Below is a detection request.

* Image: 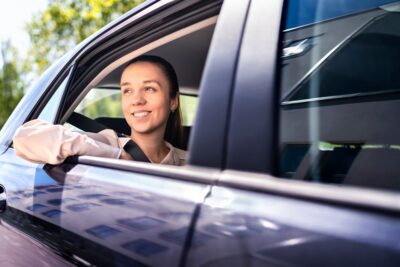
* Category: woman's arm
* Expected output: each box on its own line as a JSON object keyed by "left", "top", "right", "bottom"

{"left": 13, "top": 119, "right": 121, "bottom": 164}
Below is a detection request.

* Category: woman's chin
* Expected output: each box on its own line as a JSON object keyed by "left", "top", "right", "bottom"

{"left": 131, "top": 126, "right": 159, "bottom": 136}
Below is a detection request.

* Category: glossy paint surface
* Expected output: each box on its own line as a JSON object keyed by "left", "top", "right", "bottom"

{"left": 187, "top": 185, "right": 400, "bottom": 267}
{"left": 1, "top": 0, "right": 399, "bottom": 266}
{"left": 0, "top": 149, "right": 211, "bottom": 266}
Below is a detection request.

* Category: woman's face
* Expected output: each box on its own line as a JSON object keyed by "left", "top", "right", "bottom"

{"left": 120, "top": 61, "right": 178, "bottom": 137}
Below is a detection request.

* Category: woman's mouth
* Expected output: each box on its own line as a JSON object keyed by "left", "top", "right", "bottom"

{"left": 132, "top": 111, "right": 150, "bottom": 118}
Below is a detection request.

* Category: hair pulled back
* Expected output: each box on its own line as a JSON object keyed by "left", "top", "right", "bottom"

{"left": 124, "top": 55, "right": 183, "bottom": 148}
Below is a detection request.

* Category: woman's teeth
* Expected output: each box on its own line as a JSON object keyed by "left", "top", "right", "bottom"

{"left": 133, "top": 111, "right": 149, "bottom": 117}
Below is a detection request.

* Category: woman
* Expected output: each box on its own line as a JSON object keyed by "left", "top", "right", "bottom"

{"left": 13, "top": 55, "right": 187, "bottom": 166}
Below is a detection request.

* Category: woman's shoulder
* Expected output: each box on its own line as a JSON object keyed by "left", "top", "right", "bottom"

{"left": 174, "top": 146, "right": 187, "bottom": 160}
{"left": 165, "top": 142, "right": 187, "bottom": 166}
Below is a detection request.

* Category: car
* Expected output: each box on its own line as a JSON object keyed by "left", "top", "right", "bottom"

{"left": 1, "top": 0, "right": 400, "bottom": 266}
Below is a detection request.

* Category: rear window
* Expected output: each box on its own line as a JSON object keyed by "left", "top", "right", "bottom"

{"left": 278, "top": 0, "right": 400, "bottom": 192}
{"left": 283, "top": 10, "right": 400, "bottom": 104}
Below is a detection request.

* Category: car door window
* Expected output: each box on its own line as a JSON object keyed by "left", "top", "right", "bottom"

{"left": 37, "top": 69, "right": 72, "bottom": 123}
{"left": 75, "top": 87, "right": 124, "bottom": 119}
{"left": 59, "top": 15, "right": 218, "bottom": 154}
{"left": 279, "top": 0, "right": 400, "bottom": 191}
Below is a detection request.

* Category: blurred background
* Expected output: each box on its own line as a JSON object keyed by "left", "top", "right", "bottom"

{"left": 0, "top": 0, "right": 144, "bottom": 128}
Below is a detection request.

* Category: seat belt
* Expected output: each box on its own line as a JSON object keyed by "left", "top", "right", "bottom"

{"left": 68, "top": 112, "right": 107, "bottom": 132}
{"left": 123, "top": 140, "right": 151, "bottom": 163}
{"left": 67, "top": 112, "right": 151, "bottom": 162}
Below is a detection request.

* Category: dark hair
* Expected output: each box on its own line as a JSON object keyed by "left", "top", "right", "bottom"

{"left": 124, "top": 55, "right": 184, "bottom": 148}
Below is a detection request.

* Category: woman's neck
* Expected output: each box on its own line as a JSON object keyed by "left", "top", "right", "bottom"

{"left": 131, "top": 132, "right": 170, "bottom": 163}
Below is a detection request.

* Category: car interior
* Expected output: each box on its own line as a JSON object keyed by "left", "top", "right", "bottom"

{"left": 63, "top": 18, "right": 217, "bottom": 151}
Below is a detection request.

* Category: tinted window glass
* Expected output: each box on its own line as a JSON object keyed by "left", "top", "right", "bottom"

{"left": 279, "top": 0, "right": 400, "bottom": 191}
{"left": 38, "top": 71, "right": 71, "bottom": 123}
{"left": 285, "top": 0, "right": 398, "bottom": 29}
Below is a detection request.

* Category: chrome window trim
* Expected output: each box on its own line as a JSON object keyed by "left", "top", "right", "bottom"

{"left": 79, "top": 155, "right": 400, "bottom": 213}
{"left": 77, "top": 155, "right": 219, "bottom": 185}
{"left": 281, "top": 88, "right": 400, "bottom": 106}
{"left": 218, "top": 170, "right": 400, "bottom": 214}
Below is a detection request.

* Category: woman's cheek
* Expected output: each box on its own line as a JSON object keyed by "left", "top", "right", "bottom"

{"left": 121, "top": 102, "right": 131, "bottom": 120}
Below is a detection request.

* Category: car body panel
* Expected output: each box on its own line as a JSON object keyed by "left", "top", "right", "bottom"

{"left": 0, "top": 219, "right": 73, "bottom": 266}
{"left": 188, "top": 181, "right": 400, "bottom": 267}
{"left": 0, "top": 149, "right": 214, "bottom": 266}
{"left": 190, "top": 0, "right": 400, "bottom": 266}
{"left": 0, "top": 0, "right": 399, "bottom": 266}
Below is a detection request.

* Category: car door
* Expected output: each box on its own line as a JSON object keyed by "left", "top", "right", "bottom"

{"left": 0, "top": 58, "right": 76, "bottom": 266}
{"left": 186, "top": 0, "right": 400, "bottom": 266}
{"left": 0, "top": 0, "right": 243, "bottom": 266}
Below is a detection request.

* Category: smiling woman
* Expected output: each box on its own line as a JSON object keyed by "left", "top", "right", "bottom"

{"left": 119, "top": 55, "right": 185, "bottom": 164}
{"left": 12, "top": 55, "right": 187, "bottom": 166}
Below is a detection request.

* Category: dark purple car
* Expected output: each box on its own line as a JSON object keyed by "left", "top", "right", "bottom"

{"left": 0, "top": 0, "right": 399, "bottom": 266}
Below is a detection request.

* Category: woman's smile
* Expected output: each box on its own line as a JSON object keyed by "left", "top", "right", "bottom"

{"left": 132, "top": 111, "right": 151, "bottom": 118}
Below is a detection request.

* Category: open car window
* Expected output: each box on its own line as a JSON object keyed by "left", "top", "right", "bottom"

{"left": 53, "top": 17, "right": 218, "bottom": 157}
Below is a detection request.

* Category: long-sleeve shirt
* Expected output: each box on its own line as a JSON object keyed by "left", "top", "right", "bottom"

{"left": 12, "top": 119, "right": 186, "bottom": 166}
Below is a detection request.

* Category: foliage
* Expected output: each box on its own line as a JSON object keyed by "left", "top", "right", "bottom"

{"left": 26, "top": 0, "right": 144, "bottom": 75}
{"left": 0, "top": 0, "right": 144, "bottom": 126}
{"left": 0, "top": 41, "right": 24, "bottom": 128}
{"left": 76, "top": 89, "right": 123, "bottom": 119}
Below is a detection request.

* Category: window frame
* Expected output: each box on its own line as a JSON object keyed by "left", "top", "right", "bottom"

{"left": 42, "top": 0, "right": 233, "bottom": 172}
{"left": 224, "top": 0, "right": 284, "bottom": 173}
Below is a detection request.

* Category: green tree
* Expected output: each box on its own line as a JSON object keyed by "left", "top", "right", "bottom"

{"left": 0, "top": 41, "right": 24, "bottom": 128}
{"left": 0, "top": 0, "right": 145, "bottom": 128}
{"left": 26, "top": 0, "right": 144, "bottom": 75}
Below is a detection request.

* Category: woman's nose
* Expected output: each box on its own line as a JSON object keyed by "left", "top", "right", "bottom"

{"left": 131, "top": 91, "right": 146, "bottom": 105}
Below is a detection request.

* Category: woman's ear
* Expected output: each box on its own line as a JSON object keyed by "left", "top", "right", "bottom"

{"left": 170, "top": 94, "right": 179, "bottom": 112}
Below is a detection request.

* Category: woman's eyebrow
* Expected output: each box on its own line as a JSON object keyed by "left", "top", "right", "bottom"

{"left": 120, "top": 80, "right": 161, "bottom": 87}
{"left": 143, "top": 80, "right": 161, "bottom": 86}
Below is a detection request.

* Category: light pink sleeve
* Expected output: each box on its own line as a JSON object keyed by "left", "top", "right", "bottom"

{"left": 12, "top": 119, "right": 121, "bottom": 164}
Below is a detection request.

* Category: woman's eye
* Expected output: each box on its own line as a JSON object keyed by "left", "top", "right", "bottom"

{"left": 145, "top": 87, "right": 156, "bottom": 93}
{"left": 123, "top": 89, "right": 132, "bottom": 95}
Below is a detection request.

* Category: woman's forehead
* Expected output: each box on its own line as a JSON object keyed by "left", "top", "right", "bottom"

{"left": 121, "top": 62, "right": 168, "bottom": 85}
{"left": 123, "top": 62, "right": 164, "bottom": 76}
